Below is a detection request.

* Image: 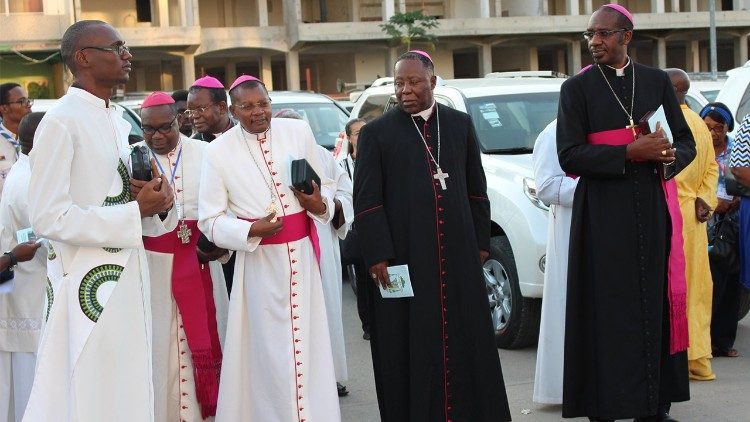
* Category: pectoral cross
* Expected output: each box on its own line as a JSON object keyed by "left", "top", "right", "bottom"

{"left": 626, "top": 118, "right": 638, "bottom": 139}
{"left": 434, "top": 167, "right": 449, "bottom": 190}
{"left": 177, "top": 222, "right": 192, "bottom": 244}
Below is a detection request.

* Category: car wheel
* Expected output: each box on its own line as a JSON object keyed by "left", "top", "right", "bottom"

{"left": 739, "top": 287, "right": 750, "bottom": 321}
{"left": 347, "top": 263, "right": 358, "bottom": 297}
{"left": 484, "top": 236, "right": 541, "bottom": 349}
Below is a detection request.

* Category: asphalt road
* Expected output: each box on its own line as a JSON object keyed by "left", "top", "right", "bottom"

{"left": 338, "top": 279, "right": 750, "bottom": 422}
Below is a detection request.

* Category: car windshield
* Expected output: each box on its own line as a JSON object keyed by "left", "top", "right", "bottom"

{"left": 272, "top": 103, "right": 349, "bottom": 149}
{"left": 701, "top": 89, "right": 719, "bottom": 102}
{"left": 465, "top": 92, "right": 559, "bottom": 153}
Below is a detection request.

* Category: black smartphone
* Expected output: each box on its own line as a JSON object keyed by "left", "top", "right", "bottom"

{"left": 131, "top": 145, "right": 152, "bottom": 182}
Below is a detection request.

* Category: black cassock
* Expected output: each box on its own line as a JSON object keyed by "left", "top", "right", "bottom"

{"left": 353, "top": 104, "right": 511, "bottom": 422}
{"left": 557, "top": 63, "right": 695, "bottom": 420}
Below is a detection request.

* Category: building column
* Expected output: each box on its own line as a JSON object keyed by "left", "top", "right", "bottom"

{"left": 528, "top": 46, "right": 539, "bottom": 71}
{"left": 651, "top": 0, "right": 664, "bottom": 13}
{"left": 135, "top": 67, "right": 147, "bottom": 92}
{"left": 557, "top": 49, "right": 566, "bottom": 73}
{"left": 568, "top": 39, "right": 582, "bottom": 74}
{"left": 383, "top": 0, "right": 395, "bottom": 20}
{"left": 657, "top": 37, "right": 667, "bottom": 69}
{"left": 386, "top": 46, "right": 399, "bottom": 76}
{"left": 351, "top": 0, "right": 360, "bottom": 21}
{"left": 261, "top": 54, "right": 274, "bottom": 90}
{"left": 689, "top": 0, "right": 698, "bottom": 12}
{"left": 479, "top": 43, "right": 493, "bottom": 75}
{"left": 583, "top": 0, "right": 592, "bottom": 14}
{"left": 223, "top": 0, "right": 234, "bottom": 26}
{"left": 161, "top": 63, "right": 175, "bottom": 91}
{"left": 225, "top": 62, "right": 237, "bottom": 85}
{"left": 397, "top": 0, "right": 406, "bottom": 13}
{"left": 671, "top": 0, "right": 680, "bottom": 12}
{"left": 567, "top": 0, "right": 580, "bottom": 15}
{"left": 182, "top": 53, "right": 196, "bottom": 87}
{"left": 735, "top": 33, "right": 749, "bottom": 67}
{"left": 479, "top": 0, "right": 490, "bottom": 18}
{"left": 258, "top": 0, "right": 269, "bottom": 26}
{"left": 286, "top": 50, "right": 301, "bottom": 90}
{"left": 494, "top": 0, "right": 503, "bottom": 17}
{"left": 156, "top": 0, "right": 170, "bottom": 26}
{"left": 687, "top": 40, "right": 700, "bottom": 72}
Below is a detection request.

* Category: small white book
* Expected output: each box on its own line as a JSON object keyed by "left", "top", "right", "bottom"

{"left": 646, "top": 105, "right": 673, "bottom": 144}
{"left": 16, "top": 227, "right": 36, "bottom": 244}
{"left": 377, "top": 264, "right": 415, "bottom": 299}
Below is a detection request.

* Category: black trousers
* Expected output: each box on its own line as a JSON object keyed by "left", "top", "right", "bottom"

{"left": 710, "top": 260, "right": 740, "bottom": 352}
{"left": 223, "top": 254, "right": 236, "bottom": 297}
{"left": 354, "top": 261, "right": 370, "bottom": 334}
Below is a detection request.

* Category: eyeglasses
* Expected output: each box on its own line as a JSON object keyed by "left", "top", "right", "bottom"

{"left": 233, "top": 100, "right": 272, "bottom": 112}
{"left": 3, "top": 98, "right": 33, "bottom": 106}
{"left": 141, "top": 118, "right": 176, "bottom": 136}
{"left": 183, "top": 106, "right": 213, "bottom": 118}
{"left": 583, "top": 29, "right": 628, "bottom": 40}
{"left": 78, "top": 43, "right": 130, "bottom": 56}
{"left": 706, "top": 124, "right": 726, "bottom": 134}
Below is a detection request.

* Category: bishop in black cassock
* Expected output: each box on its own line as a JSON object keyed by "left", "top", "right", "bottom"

{"left": 353, "top": 51, "right": 511, "bottom": 422}
{"left": 557, "top": 5, "right": 694, "bottom": 421}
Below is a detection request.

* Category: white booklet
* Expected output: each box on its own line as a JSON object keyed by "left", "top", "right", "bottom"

{"left": 16, "top": 227, "right": 36, "bottom": 244}
{"left": 646, "top": 105, "right": 673, "bottom": 144}
{"left": 377, "top": 264, "right": 415, "bottom": 298}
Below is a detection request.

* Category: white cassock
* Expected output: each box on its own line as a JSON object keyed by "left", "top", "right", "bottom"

{"left": 531, "top": 120, "right": 578, "bottom": 404}
{"left": 314, "top": 145, "right": 353, "bottom": 383}
{"left": 135, "top": 136, "right": 229, "bottom": 422}
{"left": 0, "top": 153, "right": 47, "bottom": 422}
{"left": 23, "top": 87, "right": 176, "bottom": 422}
{"left": 199, "top": 118, "right": 341, "bottom": 422}
{"left": 0, "top": 123, "right": 19, "bottom": 197}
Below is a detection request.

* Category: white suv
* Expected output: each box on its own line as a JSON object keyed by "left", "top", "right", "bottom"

{"left": 350, "top": 74, "right": 563, "bottom": 349}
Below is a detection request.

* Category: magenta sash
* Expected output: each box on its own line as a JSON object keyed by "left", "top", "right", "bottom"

{"left": 143, "top": 220, "right": 222, "bottom": 417}
{"left": 240, "top": 210, "right": 321, "bottom": 267}
{"left": 587, "top": 128, "right": 688, "bottom": 354}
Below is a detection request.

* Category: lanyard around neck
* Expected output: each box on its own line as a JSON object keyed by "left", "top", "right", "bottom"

{"left": 151, "top": 145, "right": 183, "bottom": 186}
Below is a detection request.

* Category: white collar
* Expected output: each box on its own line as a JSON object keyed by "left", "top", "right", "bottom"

{"left": 411, "top": 101, "right": 436, "bottom": 120}
{"left": 68, "top": 86, "right": 113, "bottom": 109}
{"left": 606, "top": 57, "right": 631, "bottom": 77}
{"left": 0, "top": 122, "right": 16, "bottom": 139}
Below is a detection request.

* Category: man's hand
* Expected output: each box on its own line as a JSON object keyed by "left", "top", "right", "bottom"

{"left": 136, "top": 158, "right": 174, "bottom": 218}
{"left": 196, "top": 247, "right": 229, "bottom": 264}
{"left": 480, "top": 249, "right": 489, "bottom": 265}
{"left": 290, "top": 181, "right": 326, "bottom": 215}
{"left": 12, "top": 241, "right": 41, "bottom": 263}
{"left": 369, "top": 261, "right": 390, "bottom": 289}
{"left": 626, "top": 124, "right": 675, "bottom": 163}
{"left": 249, "top": 212, "right": 284, "bottom": 238}
{"left": 695, "top": 197, "right": 712, "bottom": 223}
{"left": 715, "top": 198, "right": 732, "bottom": 215}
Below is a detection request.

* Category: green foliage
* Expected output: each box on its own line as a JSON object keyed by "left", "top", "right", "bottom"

{"left": 379, "top": 11, "right": 439, "bottom": 51}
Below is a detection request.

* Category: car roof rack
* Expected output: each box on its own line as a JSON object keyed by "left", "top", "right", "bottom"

{"left": 484, "top": 70, "right": 568, "bottom": 79}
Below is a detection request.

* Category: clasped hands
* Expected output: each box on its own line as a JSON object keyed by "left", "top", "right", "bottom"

{"left": 130, "top": 158, "right": 174, "bottom": 218}
{"left": 625, "top": 123, "right": 676, "bottom": 164}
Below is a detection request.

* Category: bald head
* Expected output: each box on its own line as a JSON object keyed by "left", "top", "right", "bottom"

{"left": 18, "top": 112, "right": 45, "bottom": 155}
{"left": 666, "top": 68, "right": 690, "bottom": 105}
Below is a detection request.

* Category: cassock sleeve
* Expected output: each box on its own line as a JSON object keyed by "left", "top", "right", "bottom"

{"left": 464, "top": 113, "right": 491, "bottom": 252}
{"left": 334, "top": 170, "right": 354, "bottom": 240}
{"left": 661, "top": 72, "right": 696, "bottom": 180}
{"left": 353, "top": 123, "right": 396, "bottom": 267}
{"left": 28, "top": 117, "right": 143, "bottom": 249}
{"left": 198, "top": 144, "right": 260, "bottom": 253}
{"left": 556, "top": 78, "right": 629, "bottom": 178}
{"left": 533, "top": 120, "right": 578, "bottom": 208}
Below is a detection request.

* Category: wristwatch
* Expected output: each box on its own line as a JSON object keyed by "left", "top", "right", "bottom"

{"left": 3, "top": 251, "right": 18, "bottom": 269}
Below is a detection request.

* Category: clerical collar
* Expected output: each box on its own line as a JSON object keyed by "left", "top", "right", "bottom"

{"left": 411, "top": 101, "right": 436, "bottom": 120}
{"left": 605, "top": 57, "right": 631, "bottom": 77}
{"left": 68, "top": 86, "right": 112, "bottom": 109}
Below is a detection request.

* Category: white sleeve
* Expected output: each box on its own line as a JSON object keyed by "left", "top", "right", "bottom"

{"left": 532, "top": 121, "right": 578, "bottom": 208}
{"left": 28, "top": 117, "right": 143, "bottom": 248}
{"left": 198, "top": 146, "right": 260, "bottom": 253}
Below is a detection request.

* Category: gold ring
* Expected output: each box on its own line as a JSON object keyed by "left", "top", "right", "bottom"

{"left": 661, "top": 150, "right": 667, "bottom": 156}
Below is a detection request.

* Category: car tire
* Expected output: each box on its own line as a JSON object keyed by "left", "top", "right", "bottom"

{"left": 484, "top": 236, "right": 541, "bottom": 349}
{"left": 739, "top": 286, "right": 750, "bottom": 321}
{"left": 347, "top": 263, "right": 358, "bottom": 297}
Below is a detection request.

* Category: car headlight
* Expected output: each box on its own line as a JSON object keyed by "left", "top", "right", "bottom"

{"left": 523, "top": 177, "right": 549, "bottom": 211}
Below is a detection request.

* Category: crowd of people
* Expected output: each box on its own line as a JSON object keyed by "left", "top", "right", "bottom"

{"left": 0, "top": 3, "right": 747, "bottom": 422}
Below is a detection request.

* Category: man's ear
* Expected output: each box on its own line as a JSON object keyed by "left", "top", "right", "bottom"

{"left": 218, "top": 101, "right": 228, "bottom": 114}
{"left": 430, "top": 75, "right": 437, "bottom": 90}
{"left": 75, "top": 50, "right": 90, "bottom": 70}
{"left": 621, "top": 30, "right": 633, "bottom": 47}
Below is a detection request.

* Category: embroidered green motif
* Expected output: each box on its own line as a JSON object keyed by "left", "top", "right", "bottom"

{"left": 101, "top": 159, "right": 131, "bottom": 253}
{"left": 47, "top": 243, "right": 56, "bottom": 260}
{"left": 45, "top": 278, "right": 54, "bottom": 322}
{"left": 78, "top": 264, "right": 123, "bottom": 323}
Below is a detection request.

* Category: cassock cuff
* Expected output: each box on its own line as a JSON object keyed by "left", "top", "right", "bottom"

{"left": 308, "top": 195, "right": 334, "bottom": 225}
{"left": 142, "top": 206, "right": 178, "bottom": 237}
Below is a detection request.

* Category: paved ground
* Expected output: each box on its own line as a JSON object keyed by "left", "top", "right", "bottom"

{"left": 338, "top": 279, "right": 750, "bottom": 422}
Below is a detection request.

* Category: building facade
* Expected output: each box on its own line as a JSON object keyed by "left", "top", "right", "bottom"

{"left": 1, "top": 0, "right": 749, "bottom": 97}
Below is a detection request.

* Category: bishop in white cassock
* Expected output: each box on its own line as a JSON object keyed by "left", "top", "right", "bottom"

{"left": 134, "top": 92, "right": 230, "bottom": 421}
{"left": 0, "top": 113, "right": 47, "bottom": 422}
{"left": 23, "top": 21, "right": 176, "bottom": 422}
{"left": 531, "top": 120, "right": 578, "bottom": 404}
{"left": 199, "top": 76, "right": 341, "bottom": 422}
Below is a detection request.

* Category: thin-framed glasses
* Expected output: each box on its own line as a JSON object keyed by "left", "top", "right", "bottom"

{"left": 3, "top": 98, "right": 33, "bottom": 106}
{"left": 583, "top": 29, "right": 628, "bottom": 40}
{"left": 78, "top": 43, "right": 130, "bottom": 56}
{"left": 706, "top": 124, "right": 726, "bottom": 134}
{"left": 142, "top": 118, "right": 177, "bottom": 136}
{"left": 233, "top": 100, "right": 272, "bottom": 112}
{"left": 183, "top": 106, "right": 212, "bottom": 118}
